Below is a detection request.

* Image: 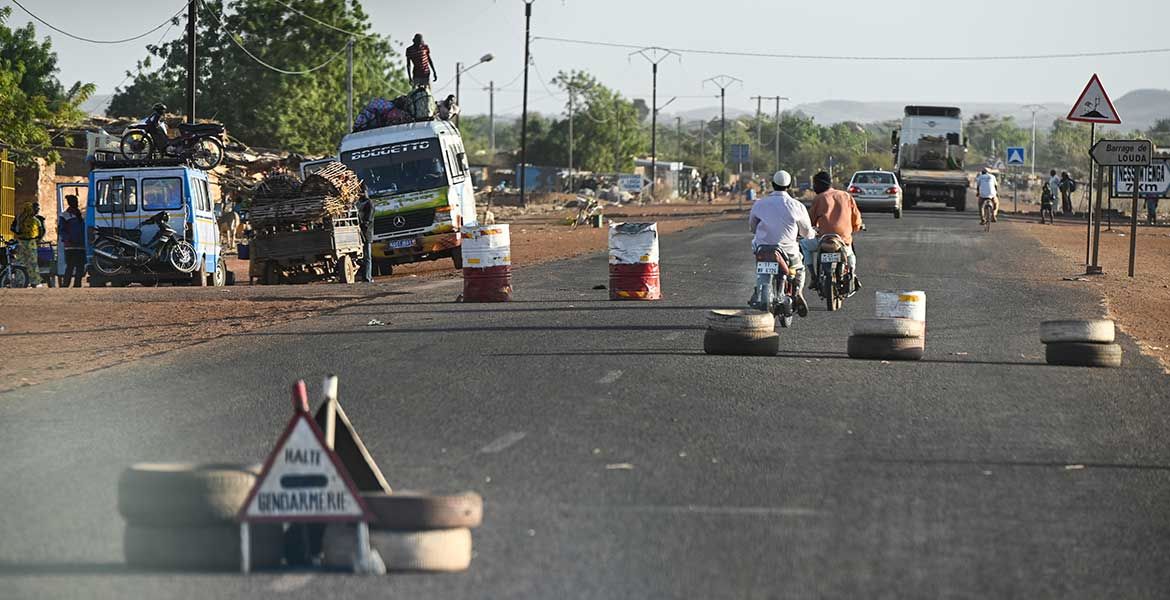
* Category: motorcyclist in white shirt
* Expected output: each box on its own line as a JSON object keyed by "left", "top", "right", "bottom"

{"left": 749, "top": 170, "right": 815, "bottom": 316}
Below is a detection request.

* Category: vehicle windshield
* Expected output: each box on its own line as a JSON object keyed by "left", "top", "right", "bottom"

{"left": 854, "top": 172, "right": 895, "bottom": 185}
{"left": 344, "top": 138, "right": 448, "bottom": 196}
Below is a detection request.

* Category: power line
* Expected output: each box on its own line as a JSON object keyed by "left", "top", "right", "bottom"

{"left": 268, "top": 0, "right": 377, "bottom": 39}
{"left": 9, "top": 0, "right": 187, "bottom": 45}
{"left": 534, "top": 35, "right": 1170, "bottom": 62}
{"left": 199, "top": 0, "right": 349, "bottom": 76}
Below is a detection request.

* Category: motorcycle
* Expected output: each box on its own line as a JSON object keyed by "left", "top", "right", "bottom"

{"left": 120, "top": 113, "right": 225, "bottom": 170}
{"left": 812, "top": 234, "right": 856, "bottom": 312}
{"left": 91, "top": 211, "right": 200, "bottom": 277}
{"left": 748, "top": 246, "right": 804, "bottom": 328}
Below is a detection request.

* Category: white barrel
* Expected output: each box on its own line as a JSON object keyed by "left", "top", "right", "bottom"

{"left": 608, "top": 222, "right": 659, "bottom": 265}
{"left": 876, "top": 290, "right": 926, "bottom": 322}
{"left": 461, "top": 224, "right": 511, "bottom": 268}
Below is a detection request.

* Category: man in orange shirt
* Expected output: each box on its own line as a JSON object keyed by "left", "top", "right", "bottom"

{"left": 804, "top": 171, "right": 864, "bottom": 291}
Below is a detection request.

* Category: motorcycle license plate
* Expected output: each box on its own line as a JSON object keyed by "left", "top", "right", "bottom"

{"left": 756, "top": 262, "right": 780, "bottom": 275}
{"left": 388, "top": 238, "right": 415, "bottom": 250}
{"left": 820, "top": 253, "right": 841, "bottom": 263}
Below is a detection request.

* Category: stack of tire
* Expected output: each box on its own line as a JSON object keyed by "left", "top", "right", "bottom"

{"left": 847, "top": 318, "right": 925, "bottom": 361}
{"left": 118, "top": 463, "right": 284, "bottom": 571}
{"left": 323, "top": 491, "right": 483, "bottom": 572}
{"left": 702, "top": 309, "right": 778, "bottom": 356}
{"left": 1042, "top": 319, "right": 1122, "bottom": 368}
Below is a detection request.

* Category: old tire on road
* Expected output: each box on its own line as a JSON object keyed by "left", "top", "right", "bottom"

{"left": 705, "top": 309, "right": 774, "bottom": 334}
{"left": 703, "top": 328, "right": 780, "bottom": 357}
{"left": 124, "top": 523, "right": 283, "bottom": 571}
{"left": 851, "top": 318, "right": 925, "bottom": 339}
{"left": 1045, "top": 342, "right": 1123, "bottom": 368}
{"left": 118, "top": 463, "right": 259, "bottom": 526}
{"left": 847, "top": 335, "right": 925, "bottom": 361}
{"left": 1040, "top": 319, "right": 1115, "bottom": 344}
{"left": 363, "top": 491, "right": 483, "bottom": 530}
{"left": 323, "top": 525, "right": 473, "bottom": 572}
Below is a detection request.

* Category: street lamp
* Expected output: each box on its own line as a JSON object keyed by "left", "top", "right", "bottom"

{"left": 1023, "top": 104, "right": 1046, "bottom": 177}
{"left": 455, "top": 53, "right": 494, "bottom": 124}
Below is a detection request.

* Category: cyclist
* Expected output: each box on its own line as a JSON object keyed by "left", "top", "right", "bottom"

{"left": 976, "top": 168, "right": 999, "bottom": 225}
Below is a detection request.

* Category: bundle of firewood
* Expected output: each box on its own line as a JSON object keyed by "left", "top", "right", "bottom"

{"left": 301, "top": 161, "right": 363, "bottom": 204}
{"left": 253, "top": 169, "right": 303, "bottom": 200}
{"left": 250, "top": 164, "right": 361, "bottom": 227}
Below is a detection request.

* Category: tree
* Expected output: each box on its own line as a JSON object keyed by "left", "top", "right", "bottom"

{"left": 110, "top": 0, "right": 406, "bottom": 154}
{"left": 0, "top": 6, "right": 94, "bottom": 164}
{"left": 1147, "top": 118, "right": 1170, "bottom": 147}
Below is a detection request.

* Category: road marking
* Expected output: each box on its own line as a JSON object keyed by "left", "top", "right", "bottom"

{"left": 664, "top": 331, "right": 684, "bottom": 341}
{"left": 479, "top": 431, "right": 526, "bottom": 454}
{"left": 268, "top": 574, "right": 313, "bottom": 592}
{"left": 598, "top": 370, "right": 623, "bottom": 384}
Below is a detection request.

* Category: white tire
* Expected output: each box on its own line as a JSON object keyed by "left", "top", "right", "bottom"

{"left": 851, "top": 318, "right": 925, "bottom": 339}
{"left": 705, "top": 309, "right": 774, "bottom": 333}
{"left": 1040, "top": 320, "right": 1115, "bottom": 344}
{"left": 323, "top": 525, "right": 472, "bottom": 572}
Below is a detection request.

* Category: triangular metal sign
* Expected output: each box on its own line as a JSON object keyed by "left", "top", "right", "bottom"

{"left": 314, "top": 400, "right": 391, "bottom": 493}
{"left": 239, "top": 411, "right": 372, "bottom": 523}
{"left": 1067, "top": 74, "right": 1121, "bottom": 125}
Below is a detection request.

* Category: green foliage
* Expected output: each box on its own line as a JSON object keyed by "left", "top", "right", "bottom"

{"left": 1146, "top": 118, "right": 1170, "bottom": 147}
{"left": 0, "top": 6, "right": 95, "bottom": 165}
{"left": 109, "top": 0, "right": 407, "bottom": 154}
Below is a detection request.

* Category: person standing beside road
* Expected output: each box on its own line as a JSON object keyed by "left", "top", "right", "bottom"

{"left": 749, "top": 170, "right": 814, "bottom": 315}
{"left": 10, "top": 201, "right": 45, "bottom": 287}
{"left": 1047, "top": 170, "right": 1061, "bottom": 214}
{"left": 57, "top": 195, "right": 86, "bottom": 287}
{"left": 744, "top": 185, "right": 757, "bottom": 205}
{"left": 1058, "top": 171, "right": 1076, "bottom": 216}
{"left": 806, "top": 171, "right": 864, "bottom": 291}
{"left": 1146, "top": 196, "right": 1159, "bottom": 225}
{"left": 976, "top": 168, "right": 999, "bottom": 225}
{"left": 357, "top": 193, "right": 375, "bottom": 283}
{"left": 405, "top": 34, "right": 437, "bottom": 89}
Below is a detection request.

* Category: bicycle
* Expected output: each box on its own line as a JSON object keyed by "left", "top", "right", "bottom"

{"left": 980, "top": 198, "right": 994, "bottom": 232}
{"left": 0, "top": 239, "right": 30, "bottom": 288}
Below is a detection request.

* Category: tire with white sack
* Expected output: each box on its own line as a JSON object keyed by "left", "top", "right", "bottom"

{"left": 851, "top": 318, "right": 925, "bottom": 338}
{"left": 1039, "top": 319, "right": 1115, "bottom": 344}
{"left": 1045, "top": 342, "right": 1123, "bottom": 368}
{"left": 323, "top": 524, "right": 473, "bottom": 572}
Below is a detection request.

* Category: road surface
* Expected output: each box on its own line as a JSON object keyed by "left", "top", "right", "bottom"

{"left": 3, "top": 208, "right": 1168, "bottom": 599}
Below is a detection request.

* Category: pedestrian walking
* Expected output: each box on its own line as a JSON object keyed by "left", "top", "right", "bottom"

{"left": 357, "top": 193, "right": 374, "bottom": 282}
{"left": 58, "top": 194, "right": 86, "bottom": 287}
{"left": 10, "top": 201, "right": 45, "bottom": 286}
{"left": 405, "top": 34, "right": 437, "bottom": 89}
{"left": 1147, "top": 197, "right": 1159, "bottom": 225}
{"left": 1039, "top": 179, "right": 1055, "bottom": 224}
{"left": 1058, "top": 171, "right": 1076, "bottom": 216}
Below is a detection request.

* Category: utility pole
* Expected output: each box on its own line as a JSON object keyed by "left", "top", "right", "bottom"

{"left": 752, "top": 96, "right": 788, "bottom": 172}
{"left": 631, "top": 47, "right": 680, "bottom": 200}
{"left": 519, "top": 1, "right": 534, "bottom": 207}
{"left": 753, "top": 96, "right": 762, "bottom": 146}
{"left": 676, "top": 116, "right": 682, "bottom": 159}
{"left": 614, "top": 97, "right": 621, "bottom": 173}
{"left": 567, "top": 90, "right": 574, "bottom": 193}
{"left": 186, "top": 0, "right": 197, "bottom": 123}
{"left": 346, "top": 37, "right": 354, "bottom": 134}
{"left": 703, "top": 75, "right": 742, "bottom": 180}
{"left": 485, "top": 81, "right": 495, "bottom": 153}
{"left": 1023, "top": 104, "right": 1046, "bottom": 177}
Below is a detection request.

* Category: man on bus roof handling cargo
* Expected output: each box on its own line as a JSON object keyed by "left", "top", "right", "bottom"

{"left": 406, "top": 34, "right": 437, "bottom": 88}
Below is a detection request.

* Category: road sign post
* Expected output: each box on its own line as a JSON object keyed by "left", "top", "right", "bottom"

{"left": 1068, "top": 74, "right": 1122, "bottom": 270}
{"left": 1087, "top": 139, "right": 1154, "bottom": 275}
{"left": 1130, "top": 168, "right": 1141, "bottom": 277}
{"left": 1006, "top": 147, "right": 1024, "bottom": 214}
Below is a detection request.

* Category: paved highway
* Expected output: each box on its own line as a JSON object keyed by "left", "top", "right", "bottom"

{"left": 2, "top": 209, "right": 1168, "bottom": 599}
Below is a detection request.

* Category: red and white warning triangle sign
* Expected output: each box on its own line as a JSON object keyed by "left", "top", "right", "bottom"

{"left": 239, "top": 397, "right": 372, "bottom": 523}
{"left": 1067, "top": 74, "right": 1121, "bottom": 125}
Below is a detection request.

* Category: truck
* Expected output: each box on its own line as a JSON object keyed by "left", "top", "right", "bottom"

{"left": 327, "top": 120, "right": 477, "bottom": 276}
{"left": 892, "top": 106, "right": 970, "bottom": 211}
{"left": 248, "top": 213, "right": 363, "bottom": 285}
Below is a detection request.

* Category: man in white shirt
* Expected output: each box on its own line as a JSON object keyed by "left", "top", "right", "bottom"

{"left": 1048, "top": 169, "right": 1062, "bottom": 209}
{"left": 749, "top": 170, "right": 816, "bottom": 315}
{"left": 976, "top": 168, "right": 999, "bottom": 225}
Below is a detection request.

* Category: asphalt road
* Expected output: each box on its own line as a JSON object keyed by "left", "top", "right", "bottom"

{"left": 3, "top": 207, "right": 1169, "bottom": 599}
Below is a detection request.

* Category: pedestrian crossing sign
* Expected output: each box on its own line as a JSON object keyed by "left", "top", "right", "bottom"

{"left": 1006, "top": 147, "right": 1026, "bottom": 166}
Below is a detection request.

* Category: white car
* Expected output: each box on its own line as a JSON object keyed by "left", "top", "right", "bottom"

{"left": 847, "top": 170, "right": 903, "bottom": 219}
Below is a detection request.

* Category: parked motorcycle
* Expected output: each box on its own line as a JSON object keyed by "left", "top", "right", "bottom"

{"left": 91, "top": 211, "right": 199, "bottom": 277}
{"left": 120, "top": 103, "right": 225, "bottom": 170}
{"left": 812, "top": 234, "right": 855, "bottom": 312}
{"left": 748, "top": 246, "right": 803, "bottom": 328}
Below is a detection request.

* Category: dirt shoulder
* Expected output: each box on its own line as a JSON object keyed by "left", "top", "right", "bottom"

{"left": 1010, "top": 216, "right": 1170, "bottom": 370}
{"left": 0, "top": 200, "right": 742, "bottom": 393}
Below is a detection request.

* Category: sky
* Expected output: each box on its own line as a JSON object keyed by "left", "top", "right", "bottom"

{"left": 8, "top": 0, "right": 1170, "bottom": 119}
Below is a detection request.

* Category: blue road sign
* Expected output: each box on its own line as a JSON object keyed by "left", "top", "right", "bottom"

{"left": 729, "top": 144, "right": 750, "bottom": 163}
{"left": 1006, "top": 147, "right": 1026, "bottom": 166}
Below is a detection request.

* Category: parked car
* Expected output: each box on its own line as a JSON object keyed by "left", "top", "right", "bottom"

{"left": 847, "top": 170, "right": 903, "bottom": 218}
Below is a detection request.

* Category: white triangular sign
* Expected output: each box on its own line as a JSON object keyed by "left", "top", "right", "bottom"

{"left": 239, "top": 413, "right": 371, "bottom": 523}
{"left": 1067, "top": 74, "right": 1121, "bottom": 124}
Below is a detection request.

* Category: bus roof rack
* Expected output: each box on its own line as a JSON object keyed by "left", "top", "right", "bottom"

{"left": 89, "top": 157, "right": 190, "bottom": 170}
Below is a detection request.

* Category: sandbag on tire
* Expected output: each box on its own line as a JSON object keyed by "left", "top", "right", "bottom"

{"left": 851, "top": 318, "right": 925, "bottom": 338}
{"left": 705, "top": 309, "right": 774, "bottom": 333}
{"left": 124, "top": 523, "right": 283, "bottom": 571}
{"left": 1045, "top": 342, "right": 1123, "bottom": 368}
{"left": 703, "top": 328, "right": 779, "bottom": 356}
{"left": 118, "top": 463, "right": 259, "bottom": 526}
{"left": 323, "top": 524, "right": 472, "bottom": 572}
{"left": 1040, "top": 319, "right": 1115, "bottom": 344}
{"left": 847, "top": 335, "right": 925, "bottom": 361}
{"left": 364, "top": 491, "right": 483, "bottom": 530}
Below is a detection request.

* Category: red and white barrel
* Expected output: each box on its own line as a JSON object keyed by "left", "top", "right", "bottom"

{"left": 461, "top": 224, "right": 512, "bottom": 302}
{"left": 608, "top": 222, "right": 661, "bottom": 301}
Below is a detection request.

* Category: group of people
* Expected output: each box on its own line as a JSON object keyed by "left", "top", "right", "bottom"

{"left": 6, "top": 196, "right": 85, "bottom": 288}
{"left": 405, "top": 33, "right": 459, "bottom": 122}
{"left": 748, "top": 170, "right": 863, "bottom": 314}
{"left": 976, "top": 168, "right": 1083, "bottom": 227}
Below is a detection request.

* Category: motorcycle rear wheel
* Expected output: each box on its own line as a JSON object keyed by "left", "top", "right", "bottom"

{"left": 0, "top": 266, "right": 29, "bottom": 288}
{"left": 93, "top": 240, "right": 129, "bottom": 276}
{"left": 120, "top": 131, "right": 153, "bottom": 160}
{"left": 189, "top": 137, "right": 224, "bottom": 170}
{"left": 167, "top": 240, "right": 199, "bottom": 273}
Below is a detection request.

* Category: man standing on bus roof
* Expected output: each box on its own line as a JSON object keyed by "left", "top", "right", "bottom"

{"left": 405, "top": 34, "right": 437, "bottom": 89}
